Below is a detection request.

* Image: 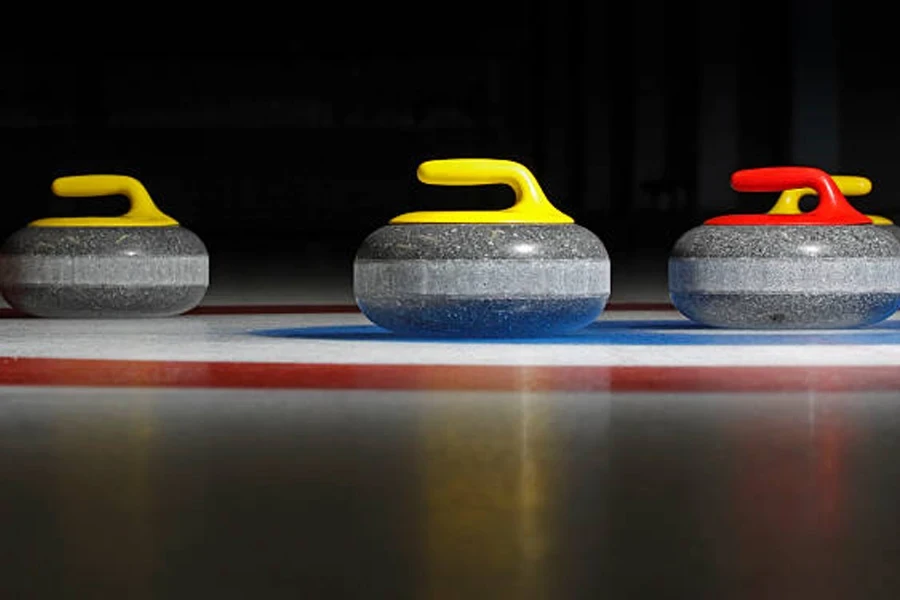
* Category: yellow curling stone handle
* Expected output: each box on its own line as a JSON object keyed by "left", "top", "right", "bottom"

{"left": 768, "top": 175, "right": 894, "bottom": 224}
{"left": 30, "top": 175, "right": 179, "bottom": 227}
{"left": 390, "top": 159, "right": 574, "bottom": 224}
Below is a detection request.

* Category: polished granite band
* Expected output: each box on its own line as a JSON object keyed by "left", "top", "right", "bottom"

{"left": 669, "top": 257, "right": 900, "bottom": 294}
{"left": 355, "top": 258, "right": 610, "bottom": 297}
{"left": 0, "top": 255, "right": 209, "bottom": 286}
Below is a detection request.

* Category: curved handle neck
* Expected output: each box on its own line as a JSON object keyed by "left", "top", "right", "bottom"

{"left": 768, "top": 175, "right": 872, "bottom": 215}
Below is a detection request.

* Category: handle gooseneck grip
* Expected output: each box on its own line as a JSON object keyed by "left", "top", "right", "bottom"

{"left": 768, "top": 175, "right": 895, "bottom": 225}
{"left": 768, "top": 175, "right": 871, "bottom": 214}
{"left": 30, "top": 175, "right": 179, "bottom": 228}
{"left": 705, "top": 167, "right": 873, "bottom": 226}
{"left": 389, "top": 159, "right": 574, "bottom": 225}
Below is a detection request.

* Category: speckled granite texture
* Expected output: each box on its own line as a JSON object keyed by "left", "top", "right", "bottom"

{"left": 669, "top": 225, "right": 900, "bottom": 328}
{"left": 0, "top": 226, "right": 209, "bottom": 318}
{"left": 354, "top": 224, "right": 610, "bottom": 337}
{"left": 882, "top": 224, "right": 900, "bottom": 244}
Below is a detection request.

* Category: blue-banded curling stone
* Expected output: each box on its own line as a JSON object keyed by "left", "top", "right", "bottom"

{"left": 353, "top": 159, "right": 610, "bottom": 337}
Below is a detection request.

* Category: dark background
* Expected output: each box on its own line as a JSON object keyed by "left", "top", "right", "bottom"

{"left": 0, "top": 0, "right": 891, "bottom": 268}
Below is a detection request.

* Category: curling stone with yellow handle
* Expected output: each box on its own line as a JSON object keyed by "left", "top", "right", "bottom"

{"left": 767, "top": 174, "right": 900, "bottom": 241}
{"left": 353, "top": 159, "right": 610, "bottom": 337}
{"left": 0, "top": 175, "right": 209, "bottom": 318}
{"left": 668, "top": 167, "right": 900, "bottom": 329}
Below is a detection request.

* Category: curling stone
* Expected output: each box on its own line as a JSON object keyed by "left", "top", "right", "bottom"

{"left": 0, "top": 175, "right": 209, "bottom": 318}
{"left": 767, "top": 174, "right": 900, "bottom": 243}
{"left": 353, "top": 158, "right": 610, "bottom": 337}
{"left": 668, "top": 166, "right": 900, "bottom": 329}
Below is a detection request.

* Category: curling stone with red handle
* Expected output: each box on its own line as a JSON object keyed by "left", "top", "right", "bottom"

{"left": 668, "top": 167, "right": 900, "bottom": 328}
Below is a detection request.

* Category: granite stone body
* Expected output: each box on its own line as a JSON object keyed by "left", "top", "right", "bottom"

{"left": 354, "top": 224, "right": 610, "bottom": 337}
{"left": 0, "top": 226, "right": 209, "bottom": 318}
{"left": 669, "top": 224, "right": 900, "bottom": 328}
{"left": 882, "top": 224, "right": 900, "bottom": 245}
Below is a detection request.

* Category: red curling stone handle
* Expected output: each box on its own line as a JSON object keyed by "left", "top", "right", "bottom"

{"left": 705, "top": 166, "right": 872, "bottom": 226}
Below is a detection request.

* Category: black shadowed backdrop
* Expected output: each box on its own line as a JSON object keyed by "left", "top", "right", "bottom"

{"left": 1, "top": 0, "right": 891, "bottom": 302}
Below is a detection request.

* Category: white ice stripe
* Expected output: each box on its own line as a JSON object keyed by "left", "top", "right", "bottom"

{"left": 0, "top": 255, "right": 209, "bottom": 286}
{"left": 1, "top": 313, "right": 900, "bottom": 367}
{"left": 669, "top": 257, "right": 900, "bottom": 293}
{"left": 3, "top": 312, "right": 900, "bottom": 366}
{"left": 354, "top": 258, "right": 610, "bottom": 297}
